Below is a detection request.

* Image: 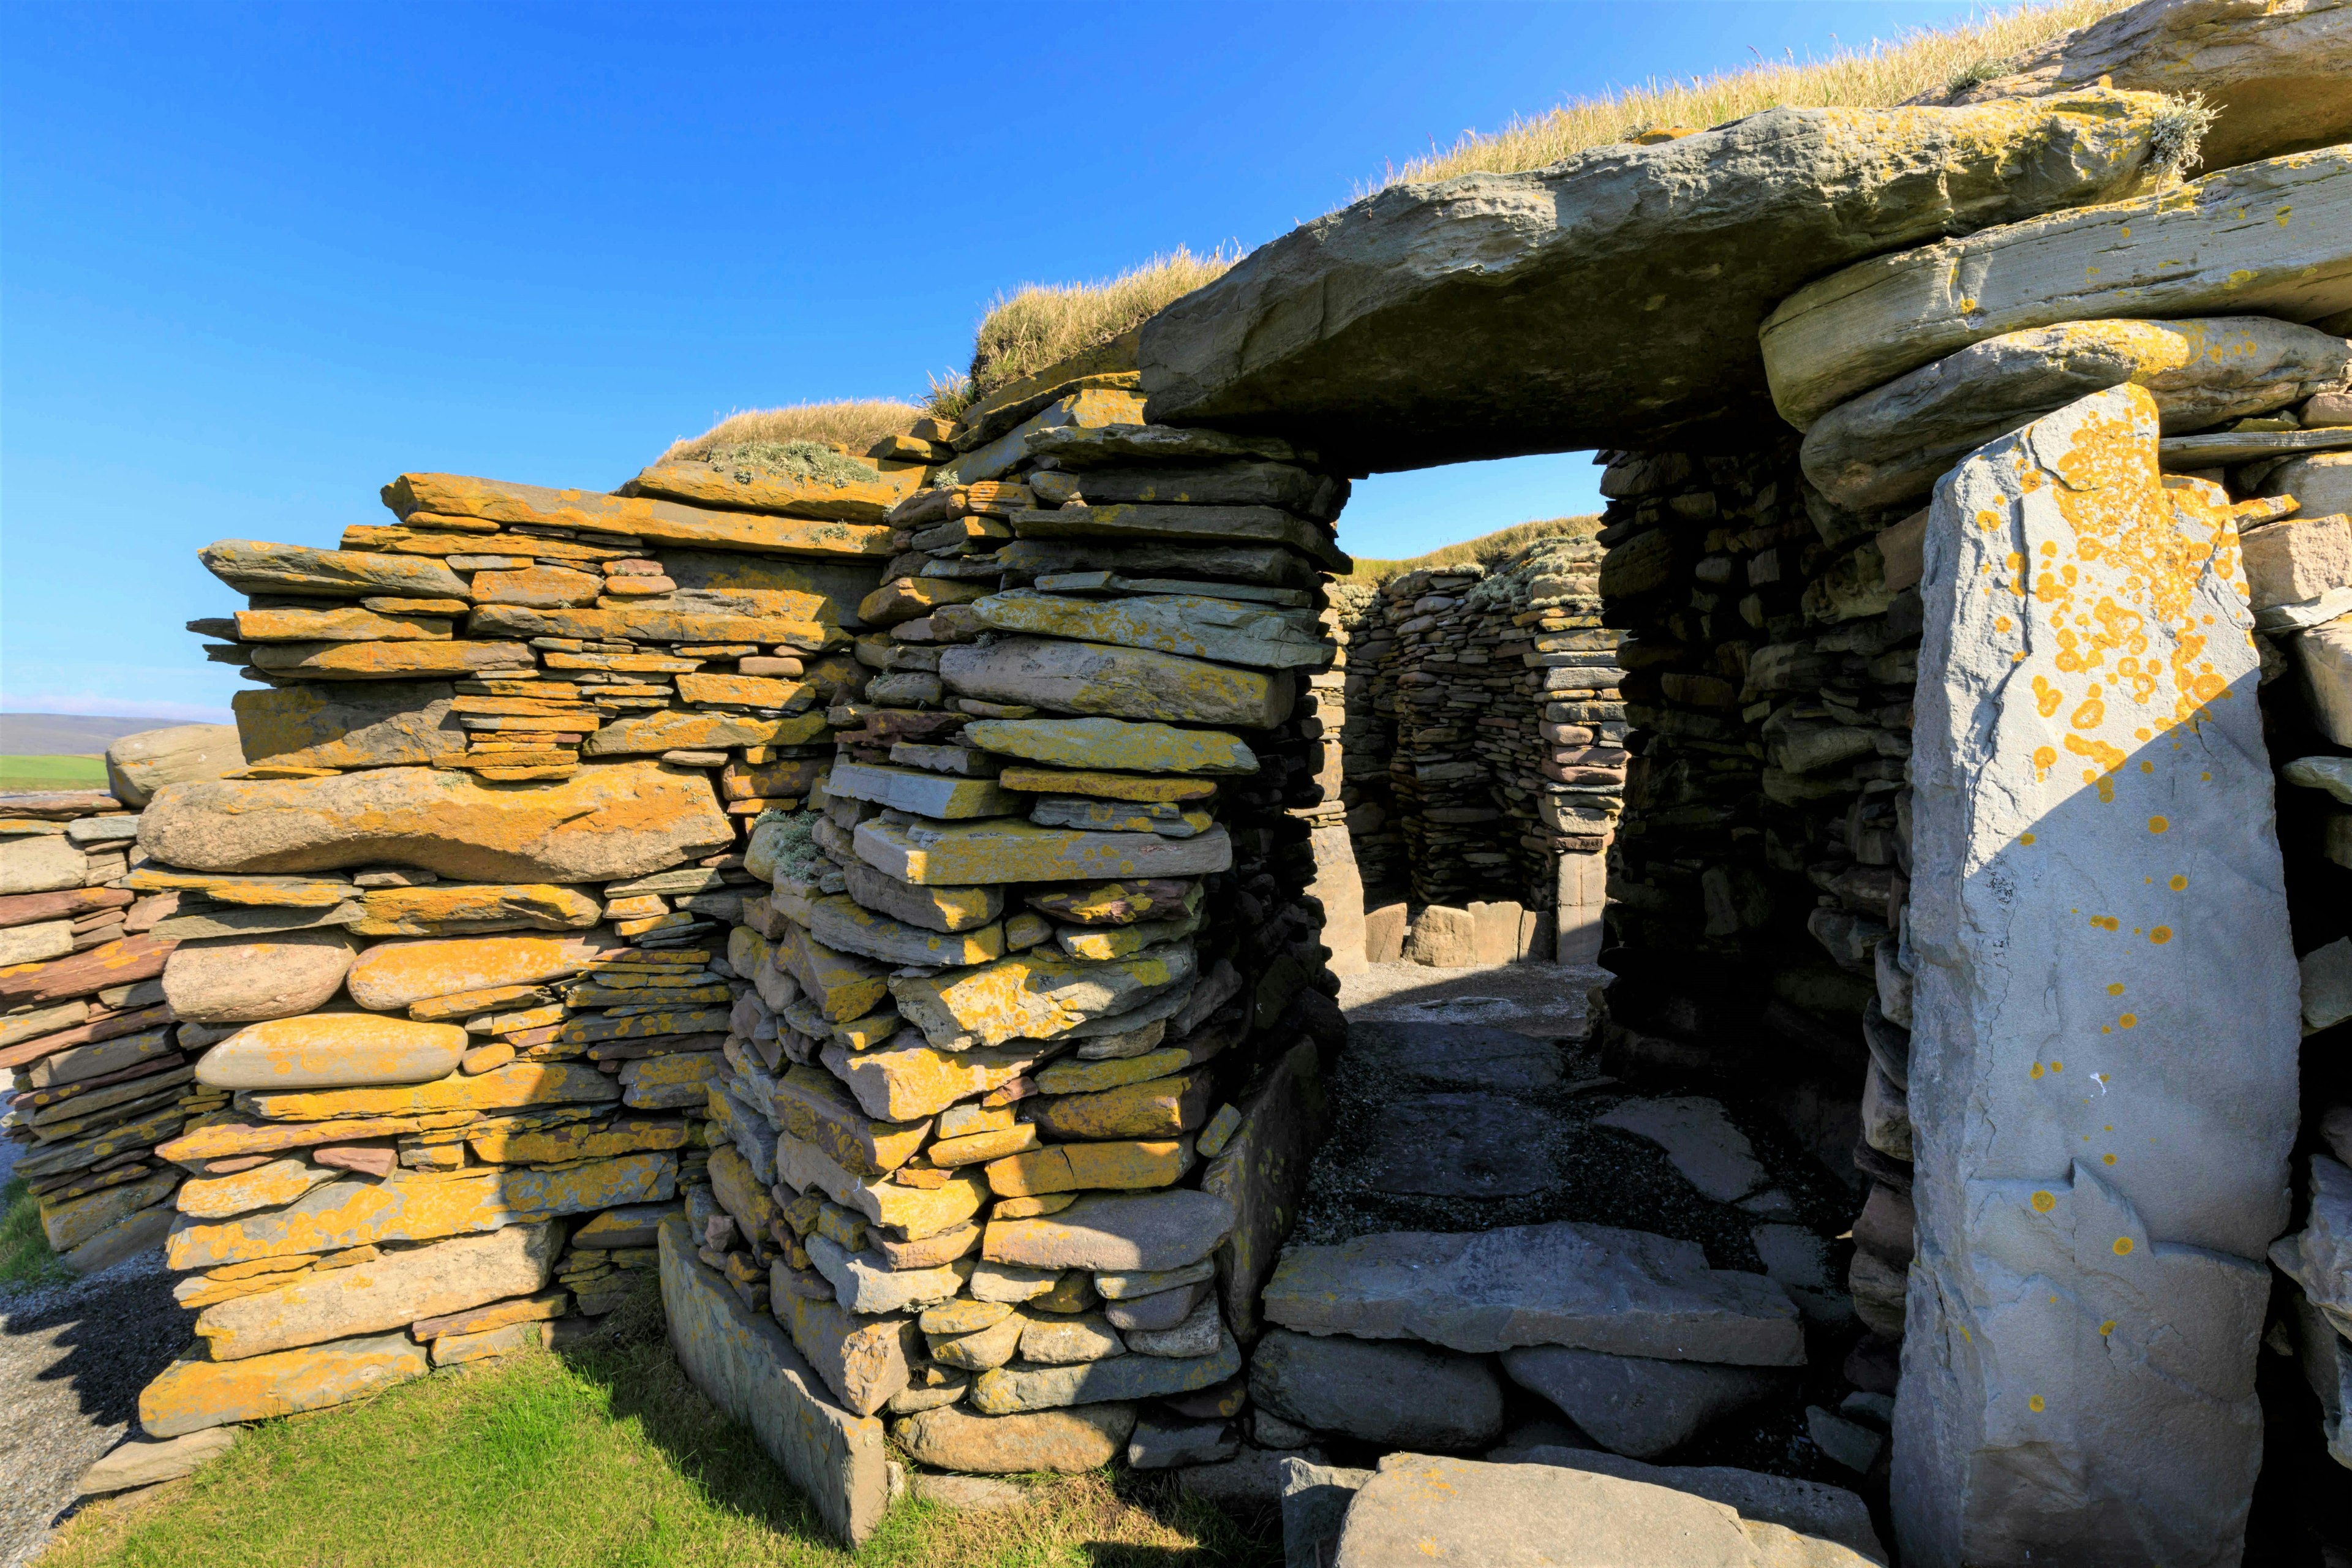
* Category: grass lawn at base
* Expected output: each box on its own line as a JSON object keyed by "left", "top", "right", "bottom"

{"left": 2, "top": 1175, "right": 74, "bottom": 1290}
{"left": 40, "top": 1284, "right": 1283, "bottom": 1568}
{"left": 0, "top": 755, "right": 110, "bottom": 793}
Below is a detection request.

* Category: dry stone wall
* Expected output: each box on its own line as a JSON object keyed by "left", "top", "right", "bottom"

{"left": 1333, "top": 533, "right": 1623, "bottom": 967}
{"left": 1591, "top": 143, "right": 2352, "bottom": 1564}
{"left": 701, "top": 363, "right": 1355, "bottom": 1499}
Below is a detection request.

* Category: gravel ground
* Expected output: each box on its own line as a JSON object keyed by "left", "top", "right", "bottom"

{"left": 0, "top": 1139, "right": 196, "bottom": 1568}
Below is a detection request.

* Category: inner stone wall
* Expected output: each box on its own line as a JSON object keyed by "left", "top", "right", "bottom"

{"left": 1332, "top": 530, "right": 1623, "bottom": 966}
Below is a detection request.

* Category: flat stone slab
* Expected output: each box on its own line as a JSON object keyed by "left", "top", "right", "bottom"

{"left": 1499, "top": 1344, "right": 1787, "bottom": 1461}
{"left": 1262, "top": 1221, "right": 1804, "bottom": 1365}
{"left": 1763, "top": 147, "right": 2352, "bottom": 428}
{"left": 658, "top": 1216, "right": 888, "bottom": 1545}
{"left": 1330, "top": 1452, "right": 1881, "bottom": 1567}
{"left": 1336, "top": 962, "right": 1605, "bottom": 1039}
{"left": 1344, "top": 1021, "right": 1563, "bottom": 1091}
{"left": 1250, "top": 1329, "right": 1504, "bottom": 1449}
{"left": 1365, "top": 1092, "right": 1559, "bottom": 1198}
{"left": 1504, "top": 1447, "right": 1885, "bottom": 1563}
{"left": 1594, "top": 1097, "right": 1770, "bottom": 1205}
{"left": 76, "top": 1427, "right": 239, "bottom": 1498}
{"left": 1139, "top": 91, "right": 2177, "bottom": 469}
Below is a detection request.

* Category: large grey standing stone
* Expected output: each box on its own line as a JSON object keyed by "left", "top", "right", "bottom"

{"left": 1910, "top": 0, "right": 2352, "bottom": 172}
{"left": 1506, "top": 1447, "right": 1887, "bottom": 1562}
{"left": 1330, "top": 1452, "right": 1882, "bottom": 1567}
{"left": 657, "top": 1216, "right": 889, "bottom": 1545}
{"left": 1262, "top": 1222, "right": 1804, "bottom": 1365}
{"left": 1800, "top": 316, "right": 2352, "bottom": 511}
{"left": 1499, "top": 1345, "right": 1789, "bottom": 1460}
{"left": 1896, "top": 383, "right": 2296, "bottom": 1567}
{"left": 232, "top": 682, "right": 464, "bottom": 771}
{"left": 1139, "top": 91, "right": 2177, "bottom": 470}
{"left": 104, "top": 724, "right": 245, "bottom": 807}
{"left": 137, "top": 761, "right": 733, "bottom": 883}
{"left": 1250, "top": 1329, "right": 1504, "bottom": 1449}
{"left": 161, "top": 927, "right": 356, "bottom": 1023}
{"left": 1763, "top": 148, "right": 2352, "bottom": 428}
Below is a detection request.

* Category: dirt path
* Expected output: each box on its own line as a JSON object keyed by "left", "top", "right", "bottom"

{"left": 0, "top": 1140, "right": 195, "bottom": 1568}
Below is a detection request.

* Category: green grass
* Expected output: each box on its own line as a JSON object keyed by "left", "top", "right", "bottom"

{"left": 2, "top": 1175, "right": 73, "bottom": 1290}
{"left": 0, "top": 754, "right": 109, "bottom": 794}
{"left": 43, "top": 1283, "right": 1281, "bottom": 1568}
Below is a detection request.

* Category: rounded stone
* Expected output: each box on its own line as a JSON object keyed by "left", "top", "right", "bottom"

{"left": 105, "top": 723, "right": 246, "bottom": 809}
{"left": 163, "top": 928, "right": 358, "bottom": 1024}
{"left": 197, "top": 1013, "right": 469, "bottom": 1090}
{"left": 892, "top": 1401, "right": 1137, "bottom": 1474}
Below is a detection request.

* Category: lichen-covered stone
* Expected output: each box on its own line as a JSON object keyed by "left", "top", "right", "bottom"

{"left": 231, "top": 682, "right": 465, "bottom": 771}
{"left": 1763, "top": 148, "right": 2352, "bottom": 428}
{"left": 140, "top": 1331, "right": 430, "bottom": 1438}
{"left": 196, "top": 1013, "right": 467, "bottom": 1090}
{"left": 961, "top": 716, "right": 1258, "bottom": 775}
{"left": 889, "top": 944, "right": 1195, "bottom": 1050}
{"left": 386, "top": 472, "right": 896, "bottom": 556}
{"left": 1896, "top": 383, "right": 2294, "bottom": 1566}
{"left": 138, "top": 761, "right": 733, "bottom": 883}
{"left": 347, "top": 932, "right": 624, "bottom": 1009}
{"left": 351, "top": 884, "right": 601, "bottom": 937}
{"left": 940, "top": 637, "right": 1297, "bottom": 728}
{"left": 855, "top": 816, "right": 1231, "bottom": 888}
{"left": 1801, "top": 316, "right": 2352, "bottom": 510}
{"left": 194, "top": 1223, "right": 556, "bottom": 1360}
{"left": 165, "top": 1152, "right": 671, "bottom": 1269}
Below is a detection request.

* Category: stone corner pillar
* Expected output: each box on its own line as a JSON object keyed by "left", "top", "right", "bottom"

{"left": 1894, "top": 383, "right": 2297, "bottom": 1567}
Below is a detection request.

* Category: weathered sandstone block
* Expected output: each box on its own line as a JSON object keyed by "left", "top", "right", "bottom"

{"left": 1763, "top": 148, "right": 2352, "bottom": 428}
{"left": 138, "top": 761, "right": 732, "bottom": 883}
{"left": 1801, "top": 317, "right": 2352, "bottom": 510}
{"left": 940, "top": 636, "right": 1295, "bottom": 728}
{"left": 1141, "top": 91, "right": 2181, "bottom": 467}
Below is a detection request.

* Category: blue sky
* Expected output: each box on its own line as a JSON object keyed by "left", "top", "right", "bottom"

{"left": 1, "top": 0, "right": 1995, "bottom": 724}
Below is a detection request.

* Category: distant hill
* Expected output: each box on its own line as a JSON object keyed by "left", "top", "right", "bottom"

{"left": 0, "top": 713, "right": 208, "bottom": 756}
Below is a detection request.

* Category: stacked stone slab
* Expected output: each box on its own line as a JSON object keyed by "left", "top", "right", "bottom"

{"left": 5, "top": 788, "right": 198, "bottom": 1273}
{"left": 689, "top": 352, "right": 1352, "bottom": 1490}
{"left": 1333, "top": 532, "right": 1623, "bottom": 966}
{"left": 94, "top": 449, "right": 932, "bottom": 1434}
{"left": 1743, "top": 145, "right": 2352, "bottom": 1562}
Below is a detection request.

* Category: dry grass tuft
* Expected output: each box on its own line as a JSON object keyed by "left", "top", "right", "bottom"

{"left": 968, "top": 244, "right": 1237, "bottom": 396}
{"left": 659, "top": 401, "right": 923, "bottom": 466}
{"left": 1367, "top": 0, "right": 2134, "bottom": 189}
{"left": 1344, "top": 515, "right": 1600, "bottom": 585}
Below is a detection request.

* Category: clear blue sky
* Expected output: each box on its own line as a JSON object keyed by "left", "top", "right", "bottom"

{"left": 1, "top": 1, "right": 1993, "bottom": 725}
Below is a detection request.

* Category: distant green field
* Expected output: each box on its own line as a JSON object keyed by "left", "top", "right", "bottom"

{"left": 0, "top": 754, "right": 110, "bottom": 793}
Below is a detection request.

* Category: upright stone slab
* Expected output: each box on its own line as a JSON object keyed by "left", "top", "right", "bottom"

{"left": 657, "top": 1216, "right": 889, "bottom": 1545}
{"left": 1897, "top": 383, "right": 2296, "bottom": 1566}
